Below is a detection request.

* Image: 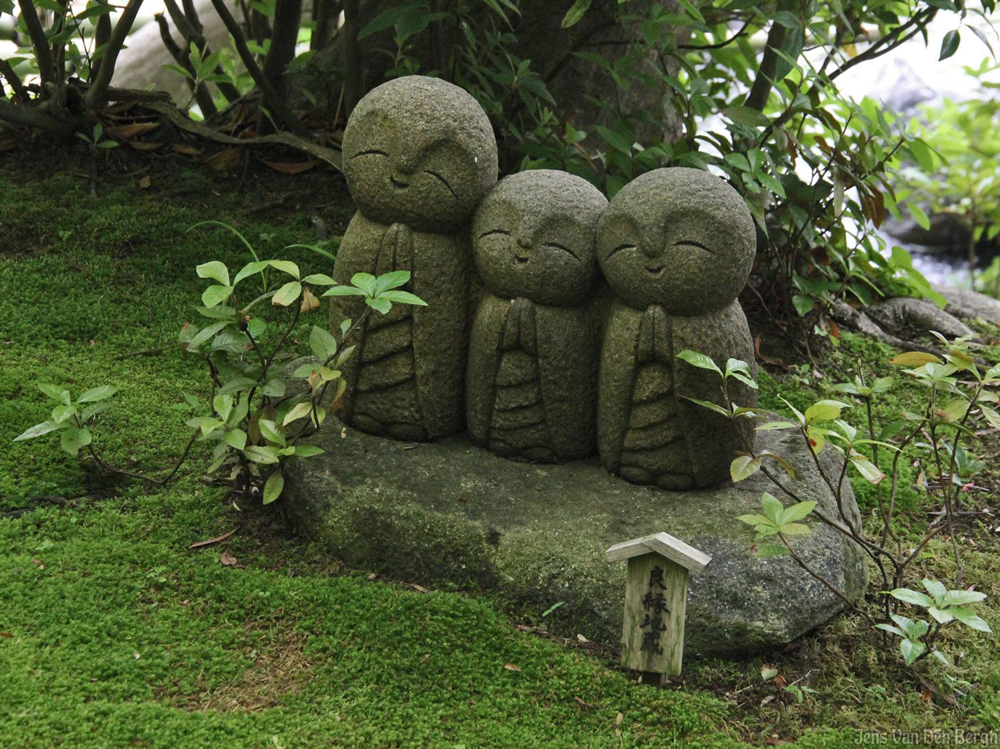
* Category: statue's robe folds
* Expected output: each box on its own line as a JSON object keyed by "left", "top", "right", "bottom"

{"left": 598, "top": 300, "right": 757, "bottom": 489}
{"left": 467, "top": 294, "right": 598, "bottom": 462}
{"left": 331, "top": 212, "right": 471, "bottom": 441}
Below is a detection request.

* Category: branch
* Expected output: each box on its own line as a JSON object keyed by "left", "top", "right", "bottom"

{"left": 146, "top": 99, "right": 342, "bottom": 170}
{"left": 0, "top": 59, "right": 26, "bottom": 100}
{"left": 678, "top": 19, "right": 752, "bottom": 50}
{"left": 260, "top": 0, "right": 302, "bottom": 133}
{"left": 341, "top": 0, "right": 362, "bottom": 113}
{"left": 744, "top": 18, "right": 786, "bottom": 112}
{"left": 155, "top": 12, "right": 218, "bottom": 115}
{"left": 828, "top": 9, "right": 936, "bottom": 82}
{"left": 16, "top": 0, "right": 57, "bottom": 86}
{"left": 85, "top": 0, "right": 146, "bottom": 107}
{"left": 208, "top": 0, "right": 310, "bottom": 136}
{"left": 0, "top": 97, "right": 75, "bottom": 135}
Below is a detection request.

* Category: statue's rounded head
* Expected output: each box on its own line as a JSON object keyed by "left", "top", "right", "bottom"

{"left": 342, "top": 75, "right": 499, "bottom": 232}
{"left": 472, "top": 170, "right": 607, "bottom": 306}
{"left": 597, "top": 167, "right": 756, "bottom": 315}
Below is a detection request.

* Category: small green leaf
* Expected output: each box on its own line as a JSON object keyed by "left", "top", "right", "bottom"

{"left": 263, "top": 470, "right": 284, "bottom": 504}
{"left": 243, "top": 445, "right": 281, "bottom": 464}
{"left": 950, "top": 607, "right": 992, "bottom": 632}
{"left": 233, "top": 260, "right": 269, "bottom": 286}
{"left": 196, "top": 261, "right": 230, "bottom": 286}
{"left": 780, "top": 501, "right": 816, "bottom": 524}
{"left": 730, "top": 455, "right": 761, "bottom": 482}
{"left": 282, "top": 401, "right": 313, "bottom": 426}
{"left": 677, "top": 350, "right": 722, "bottom": 375}
{"left": 761, "top": 492, "right": 783, "bottom": 524}
{"left": 322, "top": 286, "right": 367, "bottom": 298}
{"left": 39, "top": 384, "right": 71, "bottom": 405}
{"left": 309, "top": 325, "right": 339, "bottom": 361}
{"left": 366, "top": 297, "right": 392, "bottom": 314}
{"left": 560, "top": 0, "right": 592, "bottom": 27}
{"left": 259, "top": 419, "right": 286, "bottom": 446}
{"left": 272, "top": 281, "right": 302, "bottom": 306}
{"left": 941, "top": 589, "right": 987, "bottom": 607}
{"left": 889, "top": 588, "right": 934, "bottom": 608}
{"left": 377, "top": 290, "right": 427, "bottom": 306}
{"left": 302, "top": 273, "right": 337, "bottom": 285}
{"left": 723, "top": 106, "right": 771, "bottom": 128}
{"left": 13, "top": 420, "right": 65, "bottom": 441}
{"left": 804, "top": 400, "right": 849, "bottom": 424}
{"left": 922, "top": 579, "right": 948, "bottom": 606}
{"left": 291, "top": 444, "right": 324, "bottom": 458}
{"left": 224, "top": 428, "right": 248, "bottom": 451}
{"left": 900, "top": 638, "right": 926, "bottom": 666}
{"left": 202, "top": 284, "right": 234, "bottom": 308}
{"left": 60, "top": 426, "right": 91, "bottom": 456}
{"left": 350, "top": 273, "right": 377, "bottom": 296}
{"left": 940, "top": 28, "right": 961, "bottom": 61}
{"left": 267, "top": 260, "right": 300, "bottom": 279}
{"left": 77, "top": 385, "right": 118, "bottom": 403}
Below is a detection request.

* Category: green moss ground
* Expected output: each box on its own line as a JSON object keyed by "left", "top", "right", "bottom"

{"left": 2, "top": 158, "right": 999, "bottom": 748}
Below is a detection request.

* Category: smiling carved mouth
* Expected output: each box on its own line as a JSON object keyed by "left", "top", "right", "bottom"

{"left": 645, "top": 265, "right": 665, "bottom": 277}
{"left": 390, "top": 176, "right": 409, "bottom": 189}
{"left": 514, "top": 255, "right": 530, "bottom": 265}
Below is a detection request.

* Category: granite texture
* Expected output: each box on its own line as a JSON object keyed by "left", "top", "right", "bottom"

{"left": 284, "top": 423, "right": 868, "bottom": 657}
{"left": 332, "top": 75, "right": 499, "bottom": 441}
{"left": 596, "top": 167, "right": 758, "bottom": 488}
{"left": 466, "top": 170, "right": 607, "bottom": 462}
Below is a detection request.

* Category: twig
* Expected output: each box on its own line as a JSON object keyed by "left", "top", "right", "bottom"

{"left": 145, "top": 100, "right": 342, "bottom": 171}
{"left": 85, "top": 0, "right": 146, "bottom": 107}
{"left": 17, "top": 0, "right": 57, "bottom": 85}
{"left": 207, "top": 0, "right": 310, "bottom": 137}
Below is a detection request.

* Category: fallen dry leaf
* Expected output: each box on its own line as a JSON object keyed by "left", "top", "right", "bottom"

{"left": 205, "top": 148, "right": 242, "bottom": 172}
{"left": 220, "top": 550, "right": 239, "bottom": 567}
{"left": 503, "top": 663, "right": 521, "bottom": 672}
{"left": 138, "top": 176, "right": 152, "bottom": 189}
{"left": 31, "top": 558, "right": 44, "bottom": 570}
{"left": 260, "top": 158, "right": 318, "bottom": 175}
{"left": 189, "top": 528, "right": 237, "bottom": 549}
{"left": 173, "top": 144, "right": 203, "bottom": 156}
{"left": 300, "top": 286, "right": 320, "bottom": 313}
{"left": 576, "top": 633, "right": 590, "bottom": 643}
{"left": 128, "top": 140, "right": 163, "bottom": 152}
{"left": 574, "top": 696, "right": 595, "bottom": 709}
{"left": 107, "top": 122, "right": 159, "bottom": 139}
{"left": 615, "top": 711, "right": 623, "bottom": 736}
{"left": 1, "top": 632, "right": 13, "bottom": 637}
{"left": 409, "top": 583, "right": 429, "bottom": 593}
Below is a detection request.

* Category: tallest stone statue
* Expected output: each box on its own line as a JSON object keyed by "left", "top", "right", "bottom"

{"left": 331, "top": 75, "right": 499, "bottom": 441}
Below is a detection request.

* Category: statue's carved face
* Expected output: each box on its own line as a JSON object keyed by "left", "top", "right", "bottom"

{"left": 597, "top": 168, "right": 756, "bottom": 315}
{"left": 473, "top": 171, "right": 606, "bottom": 307}
{"left": 342, "top": 77, "right": 498, "bottom": 233}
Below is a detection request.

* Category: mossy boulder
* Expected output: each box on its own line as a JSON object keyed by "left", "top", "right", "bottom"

{"left": 284, "top": 423, "right": 868, "bottom": 657}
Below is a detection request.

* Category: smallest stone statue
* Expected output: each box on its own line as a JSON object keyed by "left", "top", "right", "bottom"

{"left": 597, "top": 167, "right": 758, "bottom": 489}
{"left": 467, "top": 169, "right": 608, "bottom": 462}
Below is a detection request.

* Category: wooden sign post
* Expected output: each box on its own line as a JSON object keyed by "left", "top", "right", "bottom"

{"left": 605, "top": 532, "right": 711, "bottom": 684}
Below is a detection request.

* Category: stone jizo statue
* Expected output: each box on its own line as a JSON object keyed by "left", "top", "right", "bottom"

{"left": 466, "top": 170, "right": 607, "bottom": 462}
{"left": 331, "top": 75, "right": 498, "bottom": 441}
{"left": 596, "top": 167, "right": 757, "bottom": 489}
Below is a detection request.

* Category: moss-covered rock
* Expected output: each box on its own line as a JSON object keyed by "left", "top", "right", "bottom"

{"left": 284, "top": 423, "right": 867, "bottom": 657}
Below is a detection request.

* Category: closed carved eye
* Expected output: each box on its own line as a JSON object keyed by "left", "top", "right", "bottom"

{"left": 545, "top": 241, "right": 580, "bottom": 261}
{"left": 352, "top": 148, "right": 388, "bottom": 159}
{"left": 478, "top": 229, "right": 510, "bottom": 239}
{"left": 424, "top": 169, "right": 458, "bottom": 199}
{"left": 605, "top": 242, "right": 636, "bottom": 260}
{"left": 673, "top": 240, "right": 715, "bottom": 255}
